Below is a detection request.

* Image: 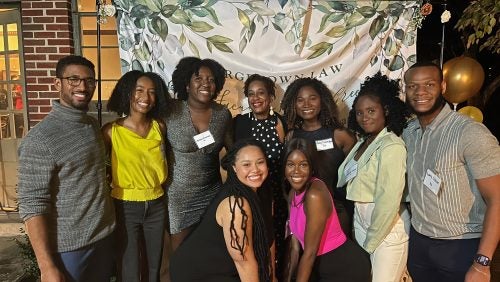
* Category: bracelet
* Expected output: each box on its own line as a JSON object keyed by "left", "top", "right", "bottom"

{"left": 472, "top": 265, "right": 489, "bottom": 276}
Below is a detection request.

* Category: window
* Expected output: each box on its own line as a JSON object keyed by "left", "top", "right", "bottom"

{"left": 0, "top": 8, "right": 25, "bottom": 140}
{"left": 74, "top": 0, "right": 120, "bottom": 115}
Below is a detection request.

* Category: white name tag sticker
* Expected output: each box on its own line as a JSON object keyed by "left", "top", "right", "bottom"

{"left": 193, "top": 130, "right": 215, "bottom": 149}
{"left": 344, "top": 159, "right": 358, "bottom": 182}
{"left": 315, "top": 138, "right": 334, "bottom": 151}
{"left": 423, "top": 169, "right": 442, "bottom": 195}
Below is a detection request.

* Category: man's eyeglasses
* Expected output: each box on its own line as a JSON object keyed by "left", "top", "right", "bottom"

{"left": 58, "top": 77, "right": 97, "bottom": 87}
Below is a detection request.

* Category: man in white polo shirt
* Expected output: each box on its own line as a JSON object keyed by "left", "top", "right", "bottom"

{"left": 403, "top": 61, "right": 500, "bottom": 282}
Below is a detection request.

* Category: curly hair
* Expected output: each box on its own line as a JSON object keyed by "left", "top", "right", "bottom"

{"left": 348, "top": 72, "right": 410, "bottom": 137}
{"left": 107, "top": 70, "right": 171, "bottom": 119}
{"left": 171, "top": 57, "right": 226, "bottom": 100}
{"left": 280, "top": 77, "right": 341, "bottom": 131}
{"left": 221, "top": 139, "right": 271, "bottom": 282}
{"left": 244, "top": 74, "right": 276, "bottom": 98}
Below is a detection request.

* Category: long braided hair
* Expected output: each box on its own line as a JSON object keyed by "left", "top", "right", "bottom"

{"left": 221, "top": 139, "right": 271, "bottom": 281}
{"left": 281, "top": 77, "right": 342, "bottom": 131}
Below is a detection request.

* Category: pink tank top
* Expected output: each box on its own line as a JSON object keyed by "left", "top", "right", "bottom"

{"left": 289, "top": 178, "right": 347, "bottom": 255}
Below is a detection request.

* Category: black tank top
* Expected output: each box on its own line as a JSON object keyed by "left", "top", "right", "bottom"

{"left": 293, "top": 127, "right": 346, "bottom": 195}
{"left": 170, "top": 186, "right": 240, "bottom": 282}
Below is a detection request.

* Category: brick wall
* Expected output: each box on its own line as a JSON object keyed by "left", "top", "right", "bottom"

{"left": 21, "top": 0, "right": 74, "bottom": 127}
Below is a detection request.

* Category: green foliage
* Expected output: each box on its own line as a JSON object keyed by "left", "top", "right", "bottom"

{"left": 14, "top": 230, "right": 40, "bottom": 280}
{"left": 311, "top": 0, "right": 419, "bottom": 70}
{"left": 455, "top": 0, "right": 500, "bottom": 54}
{"left": 114, "top": 0, "right": 418, "bottom": 72}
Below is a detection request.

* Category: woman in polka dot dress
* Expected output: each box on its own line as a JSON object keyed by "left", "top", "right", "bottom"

{"left": 233, "top": 74, "right": 286, "bottom": 281}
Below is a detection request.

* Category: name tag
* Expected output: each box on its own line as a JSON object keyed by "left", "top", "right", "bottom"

{"left": 343, "top": 159, "right": 358, "bottom": 182}
{"left": 315, "top": 138, "right": 334, "bottom": 151}
{"left": 193, "top": 130, "right": 215, "bottom": 149}
{"left": 423, "top": 169, "right": 442, "bottom": 195}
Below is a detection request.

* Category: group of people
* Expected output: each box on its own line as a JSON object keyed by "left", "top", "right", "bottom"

{"left": 17, "top": 54, "right": 499, "bottom": 282}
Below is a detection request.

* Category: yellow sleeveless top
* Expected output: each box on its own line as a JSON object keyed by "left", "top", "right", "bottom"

{"left": 110, "top": 120, "right": 167, "bottom": 201}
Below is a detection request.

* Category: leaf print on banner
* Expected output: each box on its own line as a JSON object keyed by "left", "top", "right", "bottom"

{"left": 357, "top": 6, "right": 376, "bottom": 18}
{"left": 369, "top": 15, "right": 384, "bottom": 39}
{"left": 169, "top": 9, "right": 191, "bottom": 25}
{"left": 237, "top": 8, "right": 251, "bottom": 29}
{"left": 113, "top": 0, "right": 418, "bottom": 64}
{"left": 161, "top": 5, "right": 178, "bottom": 18}
{"left": 307, "top": 42, "right": 333, "bottom": 59}
{"left": 278, "top": 0, "right": 288, "bottom": 9}
{"left": 326, "top": 26, "right": 347, "bottom": 38}
{"left": 130, "top": 4, "right": 153, "bottom": 18}
{"left": 189, "top": 40, "right": 200, "bottom": 57}
{"left": 248, "top": 1, "right": 275, "bottom": 16}
{"left": 134, "top": 42, "right": 151, "bottom": 61}
{"left": 384, "top": 55, "right": 405, "bottom": 71}
{"left": 150, "top": 16, "right": 168, "bottom": 41}
{"left": 189, "top": 21, "right": 214, "bottom": 32}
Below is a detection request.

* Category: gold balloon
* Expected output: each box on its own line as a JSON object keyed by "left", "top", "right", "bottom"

{"left": 442, "top": 56, "right": 485, "bottom": 104}
{"left": 458, "top": 106, "right": 483, "bottom": 123}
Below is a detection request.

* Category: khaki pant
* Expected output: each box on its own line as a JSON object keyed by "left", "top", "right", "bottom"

{"left": 354, "top": 203, "right": 410, "bottom": 282}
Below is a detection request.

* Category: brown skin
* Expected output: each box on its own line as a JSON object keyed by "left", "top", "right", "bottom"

{"left": 26, "top": 64, "right": 97, "bottom": 282}
{"left": 353, "top": 95, "right": 387, "bottom": 160}
{"left": 291, "top": 86, "right": 356, "bottom": 155}
{"left": 405, "top": 66, "right": 500, "bottom": 282}
{"left": 247, "top": 80, "right": 273, "bottom": 120}
{"left": 172, "top": 66, "right": 233, "bottom": 251}
{"left": 215, "top": 145, "right": 268, "bottom": 282}
{"left": 283, "top": 150, "right": 333, "bottom": 282}
{"left": 54, "top": 65, "right": 96, "bottom": 111}
{"left": 246, "top": 79, "right": 285, "bottom": 145}
{"left": 404, "top": 66, "right": 446, "bottom": 129}
{"left": 465, "top": 174, "right": 500, "bottom": 282}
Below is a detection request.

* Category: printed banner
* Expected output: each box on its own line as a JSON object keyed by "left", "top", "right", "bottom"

{"left": 114, "top": 0, "right": 420, "bottom": 123}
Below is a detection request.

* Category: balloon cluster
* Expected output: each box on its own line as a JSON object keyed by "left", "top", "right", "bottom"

{"left": 442, "top": 56, "right": 485, "bottom": 122}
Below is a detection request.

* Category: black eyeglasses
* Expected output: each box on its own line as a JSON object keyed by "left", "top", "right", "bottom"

{"left": 58, "top": 77, "right": 97, "bottom": 87}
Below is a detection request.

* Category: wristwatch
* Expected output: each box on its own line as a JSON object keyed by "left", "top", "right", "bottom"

{"left": 474, "top": 254, "right": 491, "bottom": 266}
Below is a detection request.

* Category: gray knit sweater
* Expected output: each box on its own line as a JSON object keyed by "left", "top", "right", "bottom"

{"left": 18, "top": 101, "right": 115, "bottom": 253}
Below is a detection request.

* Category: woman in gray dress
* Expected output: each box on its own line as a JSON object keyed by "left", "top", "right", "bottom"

{"left": 165, "top": 57, "right": 232, "bottom": 251}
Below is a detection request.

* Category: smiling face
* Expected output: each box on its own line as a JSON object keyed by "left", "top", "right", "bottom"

{"left": 295, "top": 85, "right": 321, "bottom": 122}
{"left": 354, "top": 95, "right": 386, "bottom": 136}
{"left": 233, "top": 145, "right": 269, "bottom": 191}
{"left": 130, "top": 76, "right": 156, "bottom": 115}
{"left": 55, "top": 64, "right": 96, "bottom": 111}
{"left": 247, "top": 80, "right": 272, "bottom": 119}
{"left": 187, "top": 66, "right": 216, "bottom": 105}
{"left": 404, "top": 66, "right": 446, "bottom": 120}
{"left": 285, "top": 150, "right": 311, "bottom": 193}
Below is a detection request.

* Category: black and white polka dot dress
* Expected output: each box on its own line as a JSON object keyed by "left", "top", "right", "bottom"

{"left": 233, "top": 112, "right": 288, "bottom": 275}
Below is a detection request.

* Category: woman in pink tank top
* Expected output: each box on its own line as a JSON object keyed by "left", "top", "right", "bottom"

{"left": 282, "top": 138, "right": 371, "bottom": 282}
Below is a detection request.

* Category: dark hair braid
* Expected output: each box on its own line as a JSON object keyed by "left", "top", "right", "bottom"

{"left": 221, "top": 139, "right": 271, "bottom": 281}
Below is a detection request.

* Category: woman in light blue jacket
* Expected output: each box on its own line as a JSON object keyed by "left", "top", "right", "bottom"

{"left": 337, "top": 73, "right": 411, "bottom": 282}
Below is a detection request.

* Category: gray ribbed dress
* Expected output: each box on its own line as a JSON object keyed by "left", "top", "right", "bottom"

{"left": 165, "top": 100, "right": 231, "bottom": 234}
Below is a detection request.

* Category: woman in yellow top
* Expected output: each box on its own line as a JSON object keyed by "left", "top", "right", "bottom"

{"left": 102, "top": 70, "right": 171, "bottom": 282}
{"left": 337, "top": 73, "right": 411, "bottom": 282}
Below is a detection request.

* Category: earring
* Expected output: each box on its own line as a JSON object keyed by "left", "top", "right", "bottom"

{"left": 269, "top": 106, "right": 274, "bottom": 116}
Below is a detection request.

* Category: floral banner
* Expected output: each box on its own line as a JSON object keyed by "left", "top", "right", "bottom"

{"left": 113, "top": 0, "right": 420, "bottom": 122}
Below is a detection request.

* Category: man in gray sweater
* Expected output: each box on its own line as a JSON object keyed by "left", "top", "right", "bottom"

{"left": 17, "top": 55, "right": 116, "bottom": 281}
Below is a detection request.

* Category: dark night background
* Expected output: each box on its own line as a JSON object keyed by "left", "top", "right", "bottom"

{"left": 417, "top": 0, "right": 500, "bottom": 141}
